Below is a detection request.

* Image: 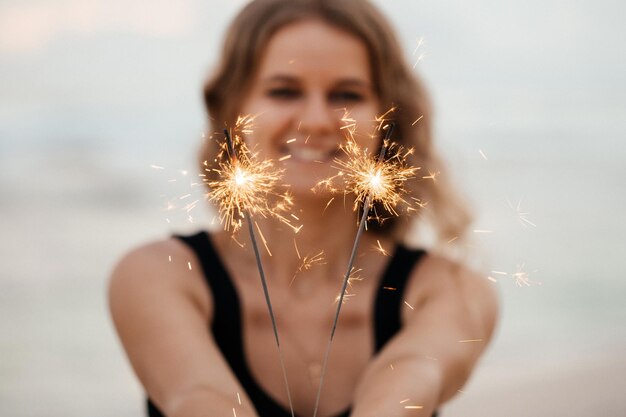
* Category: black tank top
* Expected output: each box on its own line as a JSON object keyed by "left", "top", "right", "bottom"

{"left": 147, "top": 231, "right": 429, "bottom": 417}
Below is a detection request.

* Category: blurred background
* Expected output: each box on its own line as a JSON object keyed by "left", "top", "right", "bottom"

{"left": 1, "top": 0, "right": 625, "bottom": 416}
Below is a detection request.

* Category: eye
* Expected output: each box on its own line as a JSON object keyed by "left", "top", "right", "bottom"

{"left": 267, "top": 87, "right": 301, "bottom": 99}
{"left": 330, "top": 90, "right": 365, "bottom": 103}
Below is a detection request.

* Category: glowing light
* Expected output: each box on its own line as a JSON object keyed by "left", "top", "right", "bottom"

{"left": 507, "top": 198, "right": 536, "bottom": 228}
{"left": 411, "top": 115, "right": 424, "bottom": 126}
{"left": 318, "top": 135, "right": 419, "bottom": 221}
{"left": 374, "top": 239, "right": 389, "bottom": 256}
{"left": 203, "top": 117, "right": 298, "bottom": 232}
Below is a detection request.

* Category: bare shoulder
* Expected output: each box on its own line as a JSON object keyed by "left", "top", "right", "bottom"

{"left": 409, "top": 252, "right": 499, "bottom": 338}
{"left": 108, "top": 237, "right": 211, "bottom": 320}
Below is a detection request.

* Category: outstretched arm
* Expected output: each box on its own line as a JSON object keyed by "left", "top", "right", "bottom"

{"left": 350, "top": 255, "right": 499, "bottom": 417}
{"left": 109, "top": 239, "right": 259, "bottom": 417}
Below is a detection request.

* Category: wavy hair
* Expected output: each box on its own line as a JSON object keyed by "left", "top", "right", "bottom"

{"left": 201, "top": 0, "right": 471, "bottom": 245}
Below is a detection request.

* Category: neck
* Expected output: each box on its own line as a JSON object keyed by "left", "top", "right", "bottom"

{"left": 215, "top": 194, "right": 375, "bottom": 288}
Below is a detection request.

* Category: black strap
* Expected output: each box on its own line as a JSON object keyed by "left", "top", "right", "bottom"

{"left": 374, "top": 246, "right": 426, "bottom": 351}
{"left": 176, "top": 232, "right": 299, "bottom": 417}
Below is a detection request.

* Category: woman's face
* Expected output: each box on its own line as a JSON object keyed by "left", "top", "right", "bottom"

{"left": 239, "top": 19, "right": 380, "bottom": 196}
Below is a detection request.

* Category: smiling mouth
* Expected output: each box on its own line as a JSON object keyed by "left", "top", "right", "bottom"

{"left": 284, "top": 146, "right": 339, "bottom": 163}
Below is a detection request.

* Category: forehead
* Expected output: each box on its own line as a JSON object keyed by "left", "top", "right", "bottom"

{"left": 256, "top": 19, "right": 372, "bottom": 82}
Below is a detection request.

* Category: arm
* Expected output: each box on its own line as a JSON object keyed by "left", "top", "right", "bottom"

{"left": 108, "top": 239, "right": 259, "bottom": 417}
{"left": 350, "top": 255, "right": 499, "bottom": 417}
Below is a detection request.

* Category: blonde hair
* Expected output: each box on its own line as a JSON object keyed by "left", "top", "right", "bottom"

{"left": 201, "top": 0, "right": 471, "bottom": 245}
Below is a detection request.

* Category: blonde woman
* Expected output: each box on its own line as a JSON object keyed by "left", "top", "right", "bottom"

{"left": 109, "top": 1, "right": 499, "bottom": 416}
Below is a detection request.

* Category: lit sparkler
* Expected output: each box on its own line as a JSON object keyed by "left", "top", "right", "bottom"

{"left": 207, "top": 128, "right": 296, "bottom": 417}
{"left": 316, "top": 123, "right": 419, "bottom": 224}
{"left": 204, "top": 125, "right": 296, "bottom": 232}
{"left": 314, "top": 123, "right": 416, "bottom": 417}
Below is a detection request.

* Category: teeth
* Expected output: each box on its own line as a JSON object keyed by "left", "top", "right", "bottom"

{"left": 288, "top": 147, "right": 332, "bottom": 162}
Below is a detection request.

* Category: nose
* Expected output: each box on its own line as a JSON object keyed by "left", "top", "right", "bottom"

{"left": 298, "top": 92, "right": 336, "bottom": 136}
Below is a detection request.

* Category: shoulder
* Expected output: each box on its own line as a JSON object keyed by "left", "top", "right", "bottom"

{"left": 108, "top": 236, "right": 212, "bottom": 320}
{"left": 407, "top": 251, "right": 499, "bottom": 337}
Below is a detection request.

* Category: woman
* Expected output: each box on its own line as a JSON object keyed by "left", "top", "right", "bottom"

{"left": 109, "top": 1, "right": 499, "bottom": 416}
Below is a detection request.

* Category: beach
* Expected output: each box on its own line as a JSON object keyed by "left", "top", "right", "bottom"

{"left": 1, "top": 0, "right": 625, "bottom": 414}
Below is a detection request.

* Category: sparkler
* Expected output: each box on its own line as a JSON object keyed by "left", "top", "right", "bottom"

{"left": 204, "top": 125, "right": 297, "bottom": 232}
{"left": 313, "top": 122, "right": 416, "bottom": 417}
{"left": 207, "top": 128, "right": 296, "bottom": 417}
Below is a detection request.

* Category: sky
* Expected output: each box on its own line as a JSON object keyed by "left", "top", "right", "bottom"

{"left": 1, "top": 0, "right": 624, "bottom": 161}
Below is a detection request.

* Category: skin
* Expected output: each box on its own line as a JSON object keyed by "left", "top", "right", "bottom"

{"left": 109, "top": 19, "right": 499, "bottom": 417}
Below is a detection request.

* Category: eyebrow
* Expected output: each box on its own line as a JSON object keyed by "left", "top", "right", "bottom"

{"left": 262, "top": 74, "right": 373, "bottom": 89}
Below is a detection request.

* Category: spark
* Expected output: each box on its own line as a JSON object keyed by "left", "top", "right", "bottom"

{"left": 232, "top": 408, "right": 237, "bottom": 417}
{"left": 203, "top": 118, "right": 297, "bottom": 232}
{"left": 487, "top": 276, "right": 497, "bottom": 282}
{"left": 390, "top": 363, "right": 395, "bottom": 370}
{"left": 237, "top": 392, "right": 241, "bottom": 405}
{"left": 318, "top": 135, "right": 418, "bottom": 221}
{"left": 255, "top": 221, "right": 273, "bottom": 256}
{"left": 290, "top": 251, "right": 326, "bottom": 287}
{"left": 412, "top": 53, "right": 426, "bottom": 68}
{"left": 168, "top": 255, "right": 172, "bottom": 262}
{"left": 404, "top": 405, "right": 424, "bottom": 410}
{"left": 422, "top": 170, "right": 439, "bottom": 181}
{"left": 300, "top": 251, "right": 326, "bottom": 271}
{"left": 411, "top": 115, "right": 424, "bottom": 126}
{"left": 473, "top": 229, "right": 493, "bottom": 234}
{"left": 412, "top": 37, "right": 426, "bottom": 68}
{"left": 179, "top": 194, "right": 191, "bottom": 200}
{"left": 459, "top": 339, "right": 483, "bottom": 343}
{"left": 479, "top": 149, "right": 488, "bottom": 160}
{"left": 286, "top": 138, "right": 297, "bottom": 144}
{"left": 446, "top": 236, "right": 459, "bottom": 244}
{"left": 293, "top": 239, "right": 301, "bottom": 259}
{"left": 184, "top": 200, "right": 199, "bottom": 213}
{"left": 279, "top": 155, "right": 292, "bottom": 161}
{"left": 334, "top": 267, "right": 362, "bottom": 304}
{"left": 374, "top": 239, "right": 389, "bottom": 256}
{"left": 403, "top": 300, "right": 415, "bottom": 310}
{"left": 412, "top": 37, "right": 424, "bottom": 55}
{"left": 400, "top": 399, "right": 411, "bottom": 404}
{"left": 187, "top": 262, "right": 192, "bottom": 270}
{"left": 340, "top": 110, "right": 357, "bottom": 133}
{"left": 383, "top": 286, "right": 397, "bottom": 291}
{"left": 512, "top": 263, "right": 540, "bottom": 287}
{"left": 150, "top": 164, "right": 165, "bottom": 170}
{"left": 374, "top": 107, "right": 397, "bottom": 131}
{"left": 507, "top": 198, "right": 536, "bottom": 228}
{"left": 322, "top": 197, "right": 335, "bottom": 214}
{"left": 490, "top": 265, "right": 541, "bottom": 287}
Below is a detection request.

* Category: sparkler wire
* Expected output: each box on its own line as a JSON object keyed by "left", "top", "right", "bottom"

{"left": 312, "top": 124, "right": 394, "bottom": 417}
{"left": 223, "top": 129, "right": 295, "bottom": 417}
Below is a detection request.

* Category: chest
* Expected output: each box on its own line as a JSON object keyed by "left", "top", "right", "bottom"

{"left": 235, "top": 274, "right": 379, "bottom": 415}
